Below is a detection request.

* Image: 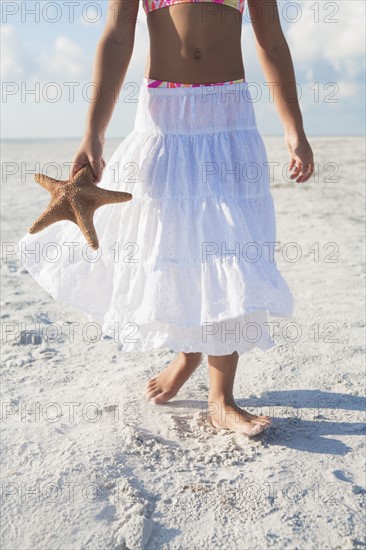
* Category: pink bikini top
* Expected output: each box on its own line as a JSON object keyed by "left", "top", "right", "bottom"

{"left": 143, "top": 0, "right": 246, "bottom": 16}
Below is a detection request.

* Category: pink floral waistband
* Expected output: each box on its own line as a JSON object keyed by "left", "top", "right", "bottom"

{"left": 143, "top": 76, "right": 246, "bottom": 88}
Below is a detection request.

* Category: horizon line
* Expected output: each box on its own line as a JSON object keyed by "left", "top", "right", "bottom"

{"left": 1, "top": 134, "right": 364, "bottom": 142}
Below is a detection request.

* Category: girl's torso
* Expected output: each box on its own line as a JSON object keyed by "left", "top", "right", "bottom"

{"left": 143, "top": 1, "right": 246, "bottom": 84}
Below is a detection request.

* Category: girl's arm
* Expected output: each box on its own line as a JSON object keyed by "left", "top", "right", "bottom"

{"left": 70, "top": 0, "right": 140, "bottom": 182}
{"left": 247, "top": 0, "right": 314, "bottom": 183}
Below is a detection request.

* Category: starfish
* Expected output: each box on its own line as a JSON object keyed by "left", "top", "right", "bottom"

{"left": 28, "top": 164, "right": 133, "bottom": 250}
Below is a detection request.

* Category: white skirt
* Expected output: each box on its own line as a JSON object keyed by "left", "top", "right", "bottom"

{"left": 17, "top": 80, "right": 294, "bottom": 356}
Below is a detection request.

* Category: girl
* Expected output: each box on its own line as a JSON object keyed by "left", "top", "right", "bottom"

{"left": 19, "top": 0, "right": 314, "bottom": 436}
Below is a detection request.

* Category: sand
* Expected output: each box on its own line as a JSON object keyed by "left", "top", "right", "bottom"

{"left": 1, "top": 136, "right": 365, "bottom": 549}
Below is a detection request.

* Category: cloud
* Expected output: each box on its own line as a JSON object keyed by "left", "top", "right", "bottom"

{"left": 40, "top": 35, "right": 89, "bottom": 80}
{"left": 0, "top": 25, "right": 35, "bottom": 80}
{"left": 286, "top": 0, "right": 365, "bottom": 80}
{"left": 0, "top": 25, "right": 89, "bottom": 82}
{"left": 337, "top": 80, "right": 359, "bottom": 99}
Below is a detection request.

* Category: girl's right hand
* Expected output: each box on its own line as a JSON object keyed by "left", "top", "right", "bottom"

{"left": 69, "top": 133, "right": 106, "bottom": 185}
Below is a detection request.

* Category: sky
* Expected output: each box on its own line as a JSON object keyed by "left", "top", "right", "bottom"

{"left": 1, "top": 0, "right": 365, "bottom": 139}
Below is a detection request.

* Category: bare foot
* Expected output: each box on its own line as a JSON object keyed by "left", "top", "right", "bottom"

{"left": 145, "top": 352, "right": 203, "bottom": 404}
{"left": 206, "top": 397, "right": 272, "bottom": 436}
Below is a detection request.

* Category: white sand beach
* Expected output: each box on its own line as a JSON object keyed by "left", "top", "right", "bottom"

{"left": 1, "top": 136, "right": 365, "bottom": 549}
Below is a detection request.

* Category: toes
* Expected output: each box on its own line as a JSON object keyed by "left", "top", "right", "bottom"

{"left": 237, "top": 421, "right": 263, "bottom": 436}
{"left": 152, "top": 391, "right": 174, "bottom": 404}
{"left": 255, "top": 418, "right": 272, "bottom": 425}
{"left": 253, "top": 418, "right": 272, "bottom": 428}
{"left": 250, "top": 423, "right": 265, "bottom": 435}
{"left": 249, "top": 416, "right": 272, "bottom": 426}
{"left": 151, "top": 395, "right": 165, "bottom": 405}
{"left": 258, "top": 418, "right": 272, "bottom": 425}
{"left": 144, "top": 380, "right": 158, "bottom": 393}
{"left": 239, "top": 410, "right": 271, "bottom": 424}
{"left": 145, "top": 388, "right": 163, "bottom": 400}
{"left": 145, "top": 387, "right": 175, "bottom": 404}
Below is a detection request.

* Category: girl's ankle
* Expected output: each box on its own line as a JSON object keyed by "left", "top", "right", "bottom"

{"left": 207, "top": 393, "right": 235, "bottom": 406}
{"left": 177, "top": 352, "right": 202, "bottom": 368}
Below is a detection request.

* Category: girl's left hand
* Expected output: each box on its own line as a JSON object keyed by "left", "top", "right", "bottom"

{"left": 285, "top": 131, "right": 314, "bottom": 183}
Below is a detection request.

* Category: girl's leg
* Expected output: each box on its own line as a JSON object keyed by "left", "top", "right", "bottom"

{"left": 145, "top": 351, "right": 203, "bottom": 404}
{"left": 207, "top": 351, "right": 272, "bottom": 435}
